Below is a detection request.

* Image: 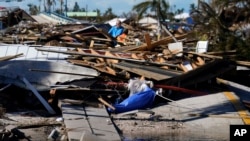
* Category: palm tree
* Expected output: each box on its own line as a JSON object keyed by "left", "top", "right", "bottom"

{"left": 132, "top": 0, "right": 170, "bottom": 21}
{"left": 103, "top": 7, "right": 117, "bottom": 20}
{"left": 45, "top": 0, "right": 56, "bottom": 13}
{"left": 132, "top": 0, "right": 170, "bottom": 38}
{"left": 189, "top": 3, "right": 197, "bottom": 14}
{"left": 58, "top": 0, "right": 63, "bottom": 15}
{"left": 38, "top": 0, "right": 41, "bottom": 12}
{"left": 175, "top": 8, "right": 184, "bottom": 15}
{"left": 191, "top": 0, "right": 250, "bottom": 60}
{"left": 28, "top": 4, "right": 39, "bottom": 15}
{"left": 93, "top": 9, "right": 102, "bottom": 23}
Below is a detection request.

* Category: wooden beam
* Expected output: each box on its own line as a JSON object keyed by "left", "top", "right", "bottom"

{"left": 127, "top": 33, "right": 188, "bottom": 51}
{"left": 89, "top": 40, "right": 94, "bottom": 48}
{"left": 97, "top": 97, "right": 115, "bottom": 111}
{"left": 144, "top": 33, "right": 152, "bottom": 50}
{"left": 0, "top": 53, "right": 23, "bottom": 61}
{"left": 183, "top": 51, "right": 223, "bottom": 59}
{"left": 36, "top": 47, "right": 179, "bottom": 67}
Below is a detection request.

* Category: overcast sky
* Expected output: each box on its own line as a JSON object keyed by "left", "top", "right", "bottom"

{"left": 0, "top": 0, "right": 198, "bottom": 15}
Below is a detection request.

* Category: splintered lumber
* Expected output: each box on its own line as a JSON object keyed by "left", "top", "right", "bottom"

{"left": 127, "top": 33, "right": 188, "bottom": 51}
{"left": 163, "top": 59, "right": 236, "bottom": 87}
{"left": 35, "top": 47, "right": 180, "bottom": 67}
{"left": 144, "top": 33, "right": 152, "bottom": 50}
{"left": 235, "top": 60, "right": 250, "bottom": 67}
{"left": 49, "top": 87, "right": 121, "bottom": 97}
{"left": 89, "top": 40, "right": 94, "bottom": 48}
{"left": 112, "top": 61, "right": 182, "bottom": 81}
{"left": 29, "top": 69, "right": 98, "bottom": 77}
{"left": 68, "top": 60, "right": 117, "bottom": 76}
{"left": 206, "top": 50, "right": 237, "bottom": 55}
{"left": 183, "top": 51, "right": 223, "bottom": 59}
{"left": 162, "top": 24, "right": 178, "bottom": 42}
{"left": 104, "top": 51, "right": 119, "bottom": 64}
{"left": 91, "top": 37, "right": 112, "bottom": 42}
{"left": 0, "top": 53, "right": 23, "bottom": 61}
{"left": 216, "top": 77, "right": 250, "bottom": 94}
{"left": 98, "top": 97, "right": 115, "bottom": 111}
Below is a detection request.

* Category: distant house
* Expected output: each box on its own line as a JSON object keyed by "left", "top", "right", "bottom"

{"left": 105, "top": 18, "right": 127, "bottom": 26}
{"left": 138, "top": 17, "right": 159, "bottom": 30}
{"left": 138, "top": 17, "right": 158, "bottom": 25}
{"left": 66, "top": 12, "right": 98, "bottom": 21}
{"left": 0, "top": 7, "right": 36, "bottom": 29}
{"left": 174, "top": 13, "right": 190, "bottom": 20}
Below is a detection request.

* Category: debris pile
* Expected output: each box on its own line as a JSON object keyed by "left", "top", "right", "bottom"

{"left": 0, "top": 9, "right": 250, "bottom": 141}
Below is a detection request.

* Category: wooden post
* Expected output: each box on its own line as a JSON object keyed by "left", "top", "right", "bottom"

{"left": 144, "top": 33, "right": 152, "bottom": 51}
{"left": 89, "top": 40, "right": 94, "bottom": 48}
{"left": 98, "top": 97, "right": 115, "bottom": 111}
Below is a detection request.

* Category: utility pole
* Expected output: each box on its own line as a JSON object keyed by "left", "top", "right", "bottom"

{"left": 85, "top": 4, "right": 87, "bottom": 20}
{"left": 65, "top": 0, "right": 67, "bottom": 17}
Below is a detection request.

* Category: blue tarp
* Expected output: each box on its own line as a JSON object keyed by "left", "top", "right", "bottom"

{"left": 109, "top": 86, "right": 156, "bottom": 113}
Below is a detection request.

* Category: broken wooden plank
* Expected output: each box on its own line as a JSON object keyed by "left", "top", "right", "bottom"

{"left": 216, "top": 77, "right": 250, "bottom": 94}
{"left": 98, "top": 97, "right": 115, "bottom": 111}
{"left": 89, "top": 40, "right": 94, "bottom": 48}
{"left": 29, "top": 69, "right": 98, "bottom": 78}
{"left": 0, "top": 53, "right": 23, "bottom": 61}
{"left": 127, "top": 33, "right": 188, "bottom": 51}
{"left": 163, "top": 59, "right": 236, "bottom": 87}
{"left": 183, "top": 51, "right": 223, "bottom": 59}
{"left": 68, "top": 60, "right": 117, "bottom": 76}
{"left": 162, "top": 24, "right": 178, "bottom": 42}
{"left": 144, "top": 33, "right": 152, "bottom": 50}
{"left": 91, "top": 37, "right": 112, "bottom": 42}
{"left": 36, "top": 47, "right": 180, "bottom": 67}
{"left": 235, "top": 60, "right": 250, "bottom": 67}
{"left": 112, "top": 61, "right": 181, "bottom": 81}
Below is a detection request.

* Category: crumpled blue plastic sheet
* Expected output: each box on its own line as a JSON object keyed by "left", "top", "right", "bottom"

{"left": 108, "top": 86, "right": 156, "bottom": 113}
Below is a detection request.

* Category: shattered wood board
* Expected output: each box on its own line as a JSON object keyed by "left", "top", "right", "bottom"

{"left": 163, "top": 59, "right": 236, "bottom": 87}
{"left": 127, "top": 33, "right": 188, "bottom": 51}
{"left": 68, "top": 59, "right": 117, "bottom": 76}
{"left": 60, "top": 100, "right": 121, "bottom": 141}
{"left": 112, "top": 61, "right": 181, "bottom": 81}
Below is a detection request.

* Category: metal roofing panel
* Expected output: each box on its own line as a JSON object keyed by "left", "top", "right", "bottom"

{"left": 0, "top": 44, "right": 70, "bottom": 62}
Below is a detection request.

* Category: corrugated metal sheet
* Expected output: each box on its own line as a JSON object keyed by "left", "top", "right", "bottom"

{"left": 0, "top": 44, "right": 70, "bottom": 62}
{"left": 67, "top": 12, "right": 98, "bottom": 17}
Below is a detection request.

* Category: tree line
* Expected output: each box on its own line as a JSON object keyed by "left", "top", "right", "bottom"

{"left": 27, "top": 0, "right": 187, "bottom": 23}
{"left": 27, "top": 0, "right": 250, "bottom": 60}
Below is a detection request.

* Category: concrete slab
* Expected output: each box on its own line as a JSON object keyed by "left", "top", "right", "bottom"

{"left": 114, "top": 91, "right": 250, "bottom": 140}
{"left": 60, "top": 100, "right": 121, "bottom": 141}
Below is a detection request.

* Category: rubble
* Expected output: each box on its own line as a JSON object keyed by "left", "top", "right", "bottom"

{"left": 0, "top": 7, "right": 250, "bottom": 141}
